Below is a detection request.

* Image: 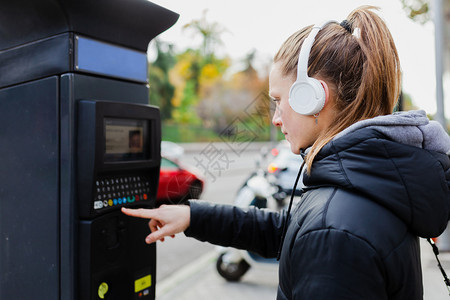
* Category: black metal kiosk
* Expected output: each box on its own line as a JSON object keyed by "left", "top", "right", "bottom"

{"left": 0, "top": 1, "right": 178, "bottom": 299}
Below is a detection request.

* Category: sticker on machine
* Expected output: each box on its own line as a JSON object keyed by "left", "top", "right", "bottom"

{"left": 135, "top": 274, "right": 151, "bottom": 293}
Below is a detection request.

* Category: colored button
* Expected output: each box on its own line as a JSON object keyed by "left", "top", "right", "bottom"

{"left": 113, "top": 199, "right": 118, "bottom": 205}
{"left": 108, "top": 199, "right": 113, "bottom": 206}
{"left": 143, "top": 194, "right": 148, "bottom": 200}
{"left": 135, "top": 195, "right": 140, "bottom": 201}
{"left": 118, "top": 198, "right": 123, "bottom": 204}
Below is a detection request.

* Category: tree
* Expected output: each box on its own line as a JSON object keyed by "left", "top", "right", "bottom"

{"left": 169, "top": 12, "right": 230, "bottom": 125}
{"left": 168, "top": 50, "right": 199, "bottom": 124}
{"left": 148, "top": 39, "right": 176, "bottom": 120}
{"left": 196, "top": 49, "right": 270, "bottom": 135}
{"left": 182, "top": 10, "right": 227, "bottom": 61}
{"left": 160, "top": 12, "right": 272, "bottom": 141}
{"left": 400, "top": 0, "right": 430, "bottom": 23}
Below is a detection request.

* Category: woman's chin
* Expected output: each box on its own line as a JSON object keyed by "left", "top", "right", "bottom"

{"left": 289, "top": 143, "right": 301, "bottom": 155}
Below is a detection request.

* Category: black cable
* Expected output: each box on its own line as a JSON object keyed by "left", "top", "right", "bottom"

{"left": 277, "top": 149, "right": 306, "bottom": 261}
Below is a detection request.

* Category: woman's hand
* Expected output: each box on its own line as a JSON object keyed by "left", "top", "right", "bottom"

{"left": 121, "top": 204, "right": 191, "bottom": 244}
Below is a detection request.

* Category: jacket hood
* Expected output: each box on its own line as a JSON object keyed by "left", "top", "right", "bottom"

{"left": 304, "top": 110, "right": 450, "bottom": 238}
{"left": 334, "top": 110, "right": 450, "bottom": 154}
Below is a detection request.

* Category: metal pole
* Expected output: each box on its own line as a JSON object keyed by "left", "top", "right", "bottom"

{"left": 434, "top": 0, "right": 447, "bottom": 128}
{"left": 432, "top": 0, "right": 450, "bottom": 251}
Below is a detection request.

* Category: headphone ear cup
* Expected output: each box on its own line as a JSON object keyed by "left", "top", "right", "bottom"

{"left": 289, "top": 78, "right": 325, "bottom": 115}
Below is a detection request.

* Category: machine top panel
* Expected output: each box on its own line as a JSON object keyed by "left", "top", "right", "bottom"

{"left": 75, "top": 36, "right": 147, "bottom": 83}
{"left": 0, "top": 0, "right": 179, "bottom": 52}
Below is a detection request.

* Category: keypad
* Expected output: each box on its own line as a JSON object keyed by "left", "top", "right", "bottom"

{"left": 93, "top": 175, "right": 151, "bottom": 210}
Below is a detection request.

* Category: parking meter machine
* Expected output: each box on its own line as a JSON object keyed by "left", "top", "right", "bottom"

{"left": 77, "top": 100, "right": 161, "bottom": 299}
{"left": 0, "top": 0, "right": 178, "bottom": 299}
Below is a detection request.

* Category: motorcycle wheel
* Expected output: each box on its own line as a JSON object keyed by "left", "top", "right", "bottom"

{"left": 216, "top": 253, "right": 250, "bottom": 282}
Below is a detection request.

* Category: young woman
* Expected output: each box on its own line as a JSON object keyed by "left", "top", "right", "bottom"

{"left": 123, "top": 6, "right": 450, "bottom": 299}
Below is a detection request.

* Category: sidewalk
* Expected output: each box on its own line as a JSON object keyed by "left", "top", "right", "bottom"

{"left": 156, "top": 251, "right": 278, "bottom": 300}
{"left": 156, "top": 239, "right": 450, "bottom": 300}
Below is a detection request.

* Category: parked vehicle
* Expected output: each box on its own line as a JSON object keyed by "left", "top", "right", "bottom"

{"left": 161, "top": 141, "right": 185, "bottom": 162}
{"left": 157, "top": 157, "right": 204, "bottom": 205}
{"left": 215, "top": 148, "right": 288, "bottom": 281}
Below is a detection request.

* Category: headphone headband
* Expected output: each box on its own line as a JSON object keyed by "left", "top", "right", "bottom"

{"left": 297, "top": 20, "right": 336, "bottom": 80}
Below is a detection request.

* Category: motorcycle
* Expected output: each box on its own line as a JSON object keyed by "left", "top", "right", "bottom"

{"left": 215, "top": 148, "right": 289, "bottom": 281}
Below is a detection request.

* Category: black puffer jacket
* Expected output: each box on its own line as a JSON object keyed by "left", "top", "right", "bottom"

{"left": 185, "top": 110, "right": 450, "bottom": 299}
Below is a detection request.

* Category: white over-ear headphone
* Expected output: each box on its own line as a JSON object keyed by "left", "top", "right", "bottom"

{"left": 289, "top": 21, "right": 336, "bottom": 115}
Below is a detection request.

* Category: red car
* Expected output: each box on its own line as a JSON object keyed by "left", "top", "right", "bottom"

{"left": 157, "top": 157, "right": 204, "bottom": 205}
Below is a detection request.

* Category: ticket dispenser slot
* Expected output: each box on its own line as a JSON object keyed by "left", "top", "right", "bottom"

{"left": 77, "top": 100, "right": 160, "bottom": 299}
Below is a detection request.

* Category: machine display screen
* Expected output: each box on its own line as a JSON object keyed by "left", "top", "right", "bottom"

{"left": 104, "top": 118, "right": 149, "bottom": 162}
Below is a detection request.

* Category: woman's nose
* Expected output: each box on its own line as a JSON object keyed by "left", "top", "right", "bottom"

{"left": 272, "top": 106, "right": 282, "bottom": 127}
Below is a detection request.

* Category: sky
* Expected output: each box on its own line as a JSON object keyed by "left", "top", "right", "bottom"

{"left": 150, "top": 0, "right": 448, "bottom": 117}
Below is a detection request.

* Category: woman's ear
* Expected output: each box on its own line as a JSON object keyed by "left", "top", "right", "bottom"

{"left": 318, "top": 80, "right": 330, "bottom": 106}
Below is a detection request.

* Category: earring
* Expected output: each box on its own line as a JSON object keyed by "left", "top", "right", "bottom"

{"left": 313, "top": 113, "right": 320, "bottom": 124}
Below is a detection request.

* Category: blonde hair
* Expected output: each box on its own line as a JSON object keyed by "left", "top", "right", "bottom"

{"left": 274, "top": 6, "right": 402, "bottom": 172}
